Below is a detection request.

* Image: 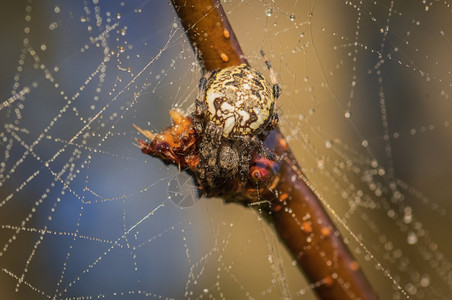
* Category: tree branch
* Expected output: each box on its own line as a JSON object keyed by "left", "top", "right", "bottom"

{"left": 171, "top": 0, "right": 247, "bottom": 72}
{"left": 137, "top": 0, "right": 379, "bottom": 299}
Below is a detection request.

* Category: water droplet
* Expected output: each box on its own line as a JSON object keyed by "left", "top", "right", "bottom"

{"left": 403, "top": 207, "right": 413, "bottom": 224}
{"left": 325, "top": 140, "right": 333, "bottom": 149}
{"left": 405, "top": 283, "right": 417, "bottom": 295}
{"left": 387, "top": 209, "right": 395, "bottom": 218}
{"left": 289, "top": 13, "right": 296, "bottom": 21}
{"left": 407, "top": 232, "right": 418, "bottom": 245}
{"left": 80, "top": 17, "right": 87, "bottom": 23}
{"left": 265, "top": 7, "right": 273, "bottom": 17}
{"left": 420, "top": 274, "right": 430, "bottom": 287}
{"left": 371, "top": 160, "right": 378, "bottom": 168}
{"left": 344, "top": 110, "right": 351, "bottom": 118}
{"left": 300, "top": 32, "right": 305, "bottom": 38}
{"left": 361, "top": 140, "right": 368, "bottom": 147}
{"left": 49, "top": 22, "right": 58, "bottom": 30}
{"left": 54, "top": 5, "right": 60, "bottom": 14}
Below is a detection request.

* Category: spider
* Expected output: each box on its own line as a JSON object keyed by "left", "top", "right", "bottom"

{"left": 192, "top": 52, "right": 281, "bottom": 188}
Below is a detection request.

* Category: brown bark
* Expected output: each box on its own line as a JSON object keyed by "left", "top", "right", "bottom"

{"left": 171, "top": 0, "right": 246, "bottom": 72}
{"left": 168, "top": 0, "right": 378, "bottom": 299}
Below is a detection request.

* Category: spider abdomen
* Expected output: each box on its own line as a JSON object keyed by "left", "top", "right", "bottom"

{"left": 204, "top": 64, "right": 274, "bottom": 138}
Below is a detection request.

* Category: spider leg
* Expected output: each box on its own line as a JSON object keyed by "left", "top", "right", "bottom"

{"left": 194, "top": 72, "right": 212, "bottom": 134}
{"left": 234, "top": 136, "right": 252, "bottom": 180}
{"left": 250, "top": 135, "right": 277, "bottom": 161}
{"left": 265, "top": 113, "right": 279, "bottom": 131}
{"left": 272, "top": 84, "right": 282, "bottom": 100}
{"left": 205, "top": 122, "right": 222, "bottom": 146}
{"left": 199, "top": 122, "right": 223, "bottom": 185}
{"left": 195, "top": 75, "right": 208, "bottom": 116}
{"left": 260, "top": 50, "right": 282, "bottom": 100}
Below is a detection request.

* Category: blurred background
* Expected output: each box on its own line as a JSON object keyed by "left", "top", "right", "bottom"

{"left": 1, "top": 1, "right": 451, "bottom": 299}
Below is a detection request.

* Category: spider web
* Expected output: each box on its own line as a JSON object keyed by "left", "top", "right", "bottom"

{"left": 0, "top": 0, "right": 451, "bottom": 299}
